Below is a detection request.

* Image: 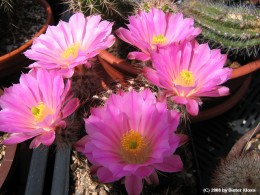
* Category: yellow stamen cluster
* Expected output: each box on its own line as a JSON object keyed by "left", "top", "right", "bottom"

{"left": 175, "top": 70, "right": 195, "bottom": 87}
{"left": 120, "top": 130, "right": 150, "bottom": 164}
{"left": 61, "top": 43, "right": 80, "bottom": 60}
{"left": 31, "top": 102, "right": 46, "bottom": 121}
{"left": 31, "top": 102, "right": 53, "bottom": 123}
{"left": 152, "top": 34, "right": 167, "bottom": 45}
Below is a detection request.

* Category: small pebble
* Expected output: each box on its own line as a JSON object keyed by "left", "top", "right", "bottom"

{"left": 89, "top": 184, "right": 97, "bottom": 191}
{"left": 99, "top": 189, "right": 108, "bottom": 195}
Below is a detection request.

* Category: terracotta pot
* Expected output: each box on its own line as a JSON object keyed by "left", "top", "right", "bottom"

{"left": 98, "top": 50, "right": 140, "bottom": 85}
{"left": 190, "top": 74, "right": 252, "bottom": 122}
{"left": 230, "top": 59, "right": 260, "bottom": 79}
{"left": 227, "top": 125, "right": 260, "bottom": 160}
{"left": 0, "top": 144, "right": 17, "bottom": 189}
{"left": 98, "top": 50, "right": 260, "bottom": 82}
{"left": 98, "top": 50, "right": 259, "bottom": 121}
{"left": 0, "top": 0, "right": 54, "bottom": 79}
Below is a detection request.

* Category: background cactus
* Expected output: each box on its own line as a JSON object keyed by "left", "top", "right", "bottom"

{"left": 0, "top": 0, "right": 14, "bottom": 18}
{"left": 64, "top": 0, "right": 136, "bottom": 27}
{"left": 133, "top": 0, "right": 178, "bottom": 14}
{"left": 181, "top": 0, "right": 260, "bottom": 59}
{"left": 0, "top": 0, "right": 23, "bottom": 26}
{"left": 211, "top": 153, "right": 260, "bottom": 190}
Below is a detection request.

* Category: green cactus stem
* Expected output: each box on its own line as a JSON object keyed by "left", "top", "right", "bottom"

{"left": 182, "top": 0, "right": 260, "bottom": 58}
{"left": 134, "top": 0, "right": 178, "bottom": 14}
{"left": 65, "top": 0, "right": 136, "bottom": 27}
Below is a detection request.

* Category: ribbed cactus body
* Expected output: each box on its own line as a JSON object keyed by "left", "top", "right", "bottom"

{"left": 65, "top": 0, "right": 136, "bottom": 26}
{"left": 134, "top": 0, "right": 178, "bottom": 13}
{"left": 182, "top": 0, "right": 260, "bottom": 58}
{"left": 67, "top": 0, "right": 118, "bottom": 16}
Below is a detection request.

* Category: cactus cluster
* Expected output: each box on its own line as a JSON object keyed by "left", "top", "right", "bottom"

{"left": 65, "top": 0, "right": 136, "bottom": 26}
{"left": 0, "top": 0, "right": 23, "bottom": 25}
{"left": 211, "top": 153, "right": 260, "bottom": 191}
{"left": 133, "top": 0, "right": 178, "bottom": 14}
{"left": 182, "top": 0, "right": 260, "bottom": 58}
{"left": 0, "top": 0, "right": 14, "bottom": 17}
{"left": 65, "top": 0, "right": 119, "bottom": 17}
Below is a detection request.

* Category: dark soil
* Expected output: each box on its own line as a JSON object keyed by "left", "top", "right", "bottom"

{"left": 0, "top": 0, "right": 46, "bottom": 56}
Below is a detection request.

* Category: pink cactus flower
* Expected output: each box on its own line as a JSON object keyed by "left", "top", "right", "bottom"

{"left": 75, "top": 89, "right": 187, "bottom": 195}
{"left": 143, "top": 41, "right": 232, "bottom": 116}
{"left": 24, "top": 12, "right": 115, "bottom": 77}
{"left": 115, "top": 8, "right": 201, "bottom": 61}
{"left": 0, "top": 69, "right": 80, "bottom": 148}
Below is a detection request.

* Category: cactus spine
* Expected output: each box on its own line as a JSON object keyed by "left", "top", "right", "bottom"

{"left": 134, "top": 0, "right": 178, "bottom": 14}
{"left": 65, "top": 0, "right": 136, "bottom": 26}
{"left": 182, "top": 0, "right": 260, "bottom": 58}
{"left": 211, "top": 154, "right": 260, "bottom": 191}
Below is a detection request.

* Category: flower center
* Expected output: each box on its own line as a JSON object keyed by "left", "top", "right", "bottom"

{"left": 175, "top": 70, "right": 195, "bottom": 87}
{"left": 31, "top": 102, "right": 52, "bottom": 122}
{"left": 61, "top": 43, "right": 80, "bottom": 60}
{"left": 152, "top": 34, "right": 167, "bottom": 45}
{"left": 120, "top": 130, "right": 150, "bottom": 164}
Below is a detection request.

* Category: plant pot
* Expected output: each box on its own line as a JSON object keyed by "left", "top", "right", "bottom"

{"left": 0, "top": 0, "right": 54, "bottom": 80}
{"left": 98, "top": 50, "right": 260, "bottom": 121}
{"left": 0, "top": 144, "right": 17, "bottom": 189}
{"left": 190, "top": 74, "right": 252, "bottom": 122}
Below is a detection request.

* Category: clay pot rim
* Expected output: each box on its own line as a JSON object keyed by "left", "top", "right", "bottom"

{"left": 190, "top": 74, "right": 252, "bottom": 122}
{"left": 98, "top": 50, "right": 260, "bottom": 81}
{"left": 98, "top": 50, "right": 257, "bottom": 122}
{"left": 0, "top": 0, "right": 53, "bottom": 62}
{"left": 0, "top": 144, "right": 17, "bottom": 188}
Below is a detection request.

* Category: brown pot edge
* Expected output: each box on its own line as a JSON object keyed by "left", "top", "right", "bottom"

{"left": 0, "top": 144, "right": 17, "bottom": 188}
{"left": 99, "top": 50, "right": 260, "bottom": 80}
{"left": 0, "top": 0, "right": 54, "bottom": 62}
{"left": 191, "top": 74, "right": 252, "bottom": 122}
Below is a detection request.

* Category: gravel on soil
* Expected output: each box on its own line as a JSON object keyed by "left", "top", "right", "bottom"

{"left": 0, "top": 0, "right": 46, "bottom": 56}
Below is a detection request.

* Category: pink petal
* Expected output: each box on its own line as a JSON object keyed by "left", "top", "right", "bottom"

{"left": 145, "top": 171, "right": 159, "bottom": 185}
{"left": 30, "top": 137, "right": 42, "bottom": 149}
{"left": 97, "top": 167, "right": 118, "bottom": 183}
{"left": 177, "top": 134, "right": 189, "bottom": 147}
{"left": 171, "top": 96, "right": 188, "bottom": 105}
{"left": 143, "top": 67, "right": 163, "bottom": 88}
{"left": 115, "top": 28, "right": 135, "bottom": 46}
{"left": 157, "top": 90, "right": 167, "bottom": 102}
{"left": 128, "top": 52, "right": 150, "bottom": 61}
{"left": 125, "top": 175, "right": 143, "bottom": 195}
{"left": 56, "top": 120, "right": 67, "bottom": 129}
{"left": 2, "top": 133, "right": 35, "bottom": 145}
{"left": 58, "top": 68, "right": 75, "bottom": 78}
{"left": 135, "top": 166, "right": 154, "bottom": 178}
{"left": 186, "top": 98, "right": 199, "bottom": 116}
{"left": 40, "top": 131, "right": 55, "bottom": 146}
{"left": 172, "top": 96, "right": 199, "bottom": 116}
{"left": 62, "top": 98, "right": 80, "bottom": 118}
{"left": 74, "top": 136, "right": 88, "bottom": 153}
{"left": 196, "top": 86, "right": 230, "bottom": 97}
{"left": 153, "top": 155, "right": 183, "bottom": 172}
